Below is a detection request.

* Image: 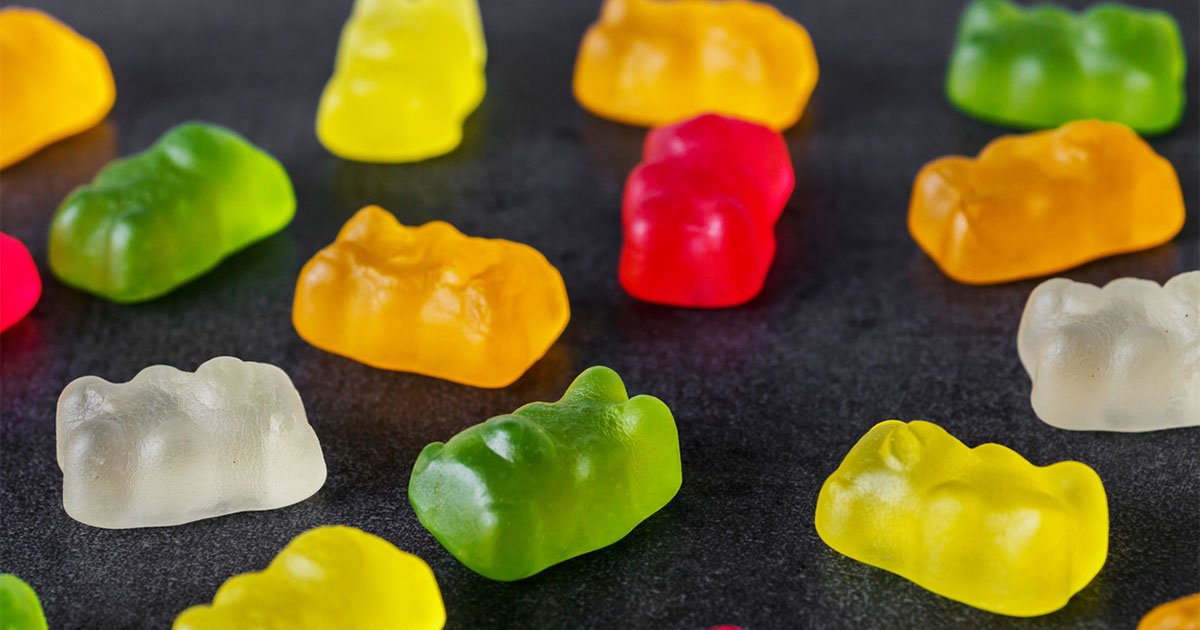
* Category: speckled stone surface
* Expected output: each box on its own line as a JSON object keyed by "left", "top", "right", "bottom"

{"left": 1, "top": 0, "right": 1197, "bottom": 628}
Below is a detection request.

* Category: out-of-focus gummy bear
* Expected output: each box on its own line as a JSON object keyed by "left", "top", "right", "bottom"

{"left": 1018, "top": 272, "right": 1199, "bottom": 432}
{"left": 317, "top": 0, "right": 486, "bottom": 162}
{"left": 0, "top": 8, "right": 115, "bottom": 169}
{"left": 815, "top": 420, "right": 1108, "bottom": 617}
{"left": 573, "top": 0, "right": 818, "bottom": 130}
{"left": 174, "top": 526, "right": 445, "bottom": 630}
{"left": 48, "top": 122, "right": 295, "bottom": 303}
{"left": 0, "top": 233, "right": 41, "bottom": 332}
{"left": 946, "top": 0, "right": 1186, "bottom": 135}
{"left": 0, "top": 574, "right": 47, "bottom": 630}
{"left": 909, "top": 120, "right": 1183, "bottom": 285}
{"left": 57, "top": 357, "right": 326, "bottom": 529}
{"left": 409, "top": 366, "right": 682, "bottom": 581}
{"left": 293, "top": 206, "right": 569, "bottom": 388}
{"left": 620, "top": 114, "right": 793, "bottom": 307}
{"left": 1138, "top": 593, "right": 1200, "bottom": 630}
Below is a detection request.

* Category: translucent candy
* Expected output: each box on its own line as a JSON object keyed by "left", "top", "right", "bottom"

{"left": 174, "top": 526, "right": 444, "bottom": 630}
{"left": 815, "top": 420, "right": 1108, "bottom": 616}
{"left": 1018, "top": 271, "right": 1200, "bottom": 432}
{"left": 57, "top": 356, "right": 326, "bottom": 528}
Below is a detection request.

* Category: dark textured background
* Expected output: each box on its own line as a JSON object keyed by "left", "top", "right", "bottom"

{"left": 1, "top": 0, "right": 1198, "bottom": 628}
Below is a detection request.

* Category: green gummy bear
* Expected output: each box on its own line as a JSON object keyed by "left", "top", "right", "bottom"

{"left": 408, "top": 366, "right": 682, "bottom": 581}
{"left": 48, "top": 122, "right": 295, "bottom": 303}
{"left": 945, "top": 0, "right": 1186, "bottom": 134}
{"left": 0, "top": 574, "right": 47, "bottom": 630}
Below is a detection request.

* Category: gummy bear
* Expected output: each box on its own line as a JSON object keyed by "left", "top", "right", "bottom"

{"left": 815, "top": 420, "right": 1107, "bottom": 617}
{"left": 909, "top": 120, "right": 1183, "bottom": 285}
{"left": 620, "top": 114, "right": 793, "bottom": 307}
{"left": 316, "top": 0, "right": 486, "bottom": 162}
{"left": 0, "top": 7, "right": 115, "bottom": 169}
{"left": 293, "top": 206, "right": 569, "bottom": 388}
{"left": 57, "top": 357, "right": 326, "bottom": 529}
{"left": 174, "top": 526, "right": 445, "bottom": 630}
{"left": 1018, "top": 272, "right": 1199, "bottom": 432}
{"left": 0, "top": 574, "right": 47, "bottom": 630}
{"left": 1138, "top": 593, "right": 1200, "bottom": 630}
{"left": 0, "top": 233, "right": 41, "bottom": 332}
{"left": 49, "top": 122, "right": 296, "bottom": 303}
{"left": 409, "top": 366, "right": 682, "bottom": 581}
{"left": 573, "top": 0, "right": 818, "bottom": 130}
{"left": 946, "top": 0, "right": 1186, "bottom": 134}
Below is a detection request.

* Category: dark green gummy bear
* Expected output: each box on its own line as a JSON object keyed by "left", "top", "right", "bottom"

{"left": 408, "top": 366, "right": 682, "bottom": 581}
{"left": 48, "top": 122, "right": 295, "bottom": 303}
{"left": 945, "top": 0, "right": 1186, "bottom": 134}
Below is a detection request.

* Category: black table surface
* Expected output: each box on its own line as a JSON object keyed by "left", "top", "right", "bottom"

{"left": 1, "top": 0, "right": 1198, "bottom": 628}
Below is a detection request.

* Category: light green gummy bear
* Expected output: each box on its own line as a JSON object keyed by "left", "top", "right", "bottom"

{"left": 0, "top": 574, "right": 48, "bottom": 630}
{"left": 48, "top": 122, "right": 295, "bottom": 303}
{"left": 945, "top": 0, "right": 1186, "bottom": 134}
{"left": 409, "top": 366, "right": 682, "bottom": 581}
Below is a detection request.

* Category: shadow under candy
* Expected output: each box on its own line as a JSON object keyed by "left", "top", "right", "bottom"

{"left": 580, "top": 114, "right": 646, "bottom": 182}
{"left": 327, "top": 104, "right": 490, "bottom": 222}
{"left": 0, "top": 120, "right": 118, "bottom": 228}
{"left": 908, "top": 242, "right": 1184, "bottom": 332}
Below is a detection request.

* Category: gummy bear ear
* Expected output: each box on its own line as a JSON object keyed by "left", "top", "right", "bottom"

{"left": 560, "top": 366, "right": 630, "bottom": 405}
{"left": 877, "top": 422, "right": 924, "bottom": 472}
{"left": 601, "top": 0, "right": 634, "bottom": 22}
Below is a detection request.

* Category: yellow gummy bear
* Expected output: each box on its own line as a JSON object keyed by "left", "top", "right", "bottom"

{"left": 0, "top": 7, "right": 115, "bottom": 169}
{"left": 815, "top": 420, "right": 1108, "bottom": 617}
{"left": 173, "top": 526, "right": 445, "bottom": 630}
{"left": 316, "top": 0, "right": 486, "bottom": 163}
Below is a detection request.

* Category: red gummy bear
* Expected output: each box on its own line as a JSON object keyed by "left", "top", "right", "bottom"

{"left": 620, "top": 113, "right": 793, "bottom": 307}
{"left": 0, "top": 232, "right": 41, "bottom": 332}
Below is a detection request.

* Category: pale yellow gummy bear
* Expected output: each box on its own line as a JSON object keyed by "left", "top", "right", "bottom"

{"left": 316, "top": 0, "right": 486, "bottom": 162}
{"left": 173, "top": 526, "right": 445, "bottom": 629}
{"left": 815, "top": 420, "right": 1108, "bottom": 617}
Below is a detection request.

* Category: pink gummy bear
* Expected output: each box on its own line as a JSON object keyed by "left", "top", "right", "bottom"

{"left": 1, "top": 232, "right": 41, "bottom": 331}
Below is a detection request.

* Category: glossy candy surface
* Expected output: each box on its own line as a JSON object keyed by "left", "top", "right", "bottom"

{"left": 621, "top": 114, "right": 793, "bottom": 307}
{"left": 909, "top": 120, "right": 1183, "bottom": 285}
{"left": 174, "top": 526, "right": 445, "bottom": 630}
{"left": 573, "top": 0, "right": 818, "bottom": 130}
{"left": 317, "top": 0, "right": 486, "bottom": 162}
{"left": 0, "top": 574, "right": 47, "bottom": 630}
{"left": 815, "top": 420, "right": 1108, "bottom": 617}
{"left": 57, "top": 357, "right": 326, "bottom": 529}
{"left": 48, "top": 122, "right": 295, "bottom": 303}
{"left": 409, "top": 366, "right": 682, "bottom": 581}
{"left": 1018, "top": 272, "right": 1200, "bottom": 432}
{"left": 0, "top": 233, "right": 41, "bottom": 332}
{"left": 1138, "top": 593, "right": 1200, "bottom": 630}
{"left": 946, "top": 0, "right": 1186, "bottom": 134}
{"left": 0, "top": 8, "right": 115, "bottom": 168}
{"left": 293, "top": 206, "right": 569, "bottom": 388}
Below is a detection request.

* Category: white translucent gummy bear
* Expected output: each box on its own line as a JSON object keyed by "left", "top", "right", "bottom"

{"left": 1017, "top": 271, "right": 1200, "bottom": 432}
{"left": 56, "top": 356, "right": 327, "bottom": 528}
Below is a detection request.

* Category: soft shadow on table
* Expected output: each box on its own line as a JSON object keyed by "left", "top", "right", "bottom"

{"left": 812, "top": 550, "right": 1111, "bottom": 628}
{"left": 579, "top": 115, "right": 645, "bottom": 182}
{"left": 326, "top": 106, "right": 490, "bottom": 218}
{"left": 0, "top": 121, "right": 118, "bottom": 227}
{"left": 907, "top": 242, "right": 1184, "bottom": 332}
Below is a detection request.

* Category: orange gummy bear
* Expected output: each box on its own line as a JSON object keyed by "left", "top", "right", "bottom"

{"left": 909, "top": 120, "right": 1184, "bottom": 285}
{"left": 0, "top": 8, "right": 115, "bottom": 169}
{"left": 1138, "top": 593, "right": 1200, "bottom": 630}
{"left": 293, "top": 206, "right": 570, "bottom": 388}
{"left": 573, "top": 0, "right": 818, "bottom": 130}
